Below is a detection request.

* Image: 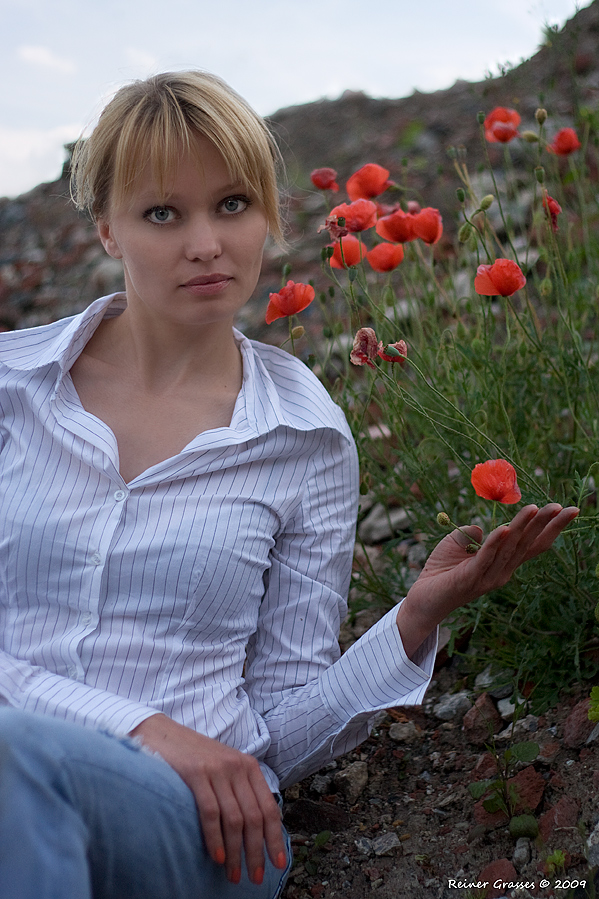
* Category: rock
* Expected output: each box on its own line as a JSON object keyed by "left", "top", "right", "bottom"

{"left": 563, "top": 699, "right": 595, "bottom": 747}
{"left": 536, "top": 740, "right": 560, "bottom": 763}
{"left": 333, "top": 761, "right": 368, "bottom": 804}
{"left": 357, "top": 503, "right": 409, "bottom": 543}
{"left": 388, "top": 721, "right": 420, "bottom": 744}
{"left": 310, "top": 774, "right": 333, "bottom": 795}
{"left": 478, "top": 859, "right": 518, "bottom": 899}
{"left": 354, "top": 836, "right": 373, "bottom": 855}
{"left": 512, "top": 836, "right": 532, "bottom": 869}
{"left": 496, "top": 714, "right": 539, "bottom": 741}
{"left": 586, "top": 721, "right": 599, "bottom": 745}
{"left": 474, "top": 664, "right": 514, "bottom": 700}
{"left": 372, "top": 832, "right": 401, "bottom": 855}
{"left": 283, "top": 798, "right": 351, "bottom": 833}
{"left": 473, "top": 752, "right": 498, "bottom": 778}
{"left": 433, "top": 691, "right": 472, "bottom": 722}
{"left": 538, "top": 796, "right": 580, "bottom": 842}
{"left": 588, "top": 821, "right": 599, "bottom": 867}
{"left": 510, "top": 765, "right": 545, "bottom": 813}
{"left": 463, "top": 693, "right": 503, "bottom": 744}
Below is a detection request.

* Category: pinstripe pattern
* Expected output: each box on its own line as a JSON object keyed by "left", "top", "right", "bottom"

{"left": 0, "top": 294, "right": 436, "bottom": 790}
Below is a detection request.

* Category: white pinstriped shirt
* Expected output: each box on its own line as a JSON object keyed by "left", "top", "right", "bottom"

{"left": 0, "top": 293, "right": 436, "bottom": 790}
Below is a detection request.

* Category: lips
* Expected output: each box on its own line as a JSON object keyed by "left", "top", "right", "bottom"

{"left": 181, "top": 274, "right": 233, "bottom": 295}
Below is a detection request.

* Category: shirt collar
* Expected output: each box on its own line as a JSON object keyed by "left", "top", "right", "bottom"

{"left": 0, "top": 293, "right": 350, "bottom": 442}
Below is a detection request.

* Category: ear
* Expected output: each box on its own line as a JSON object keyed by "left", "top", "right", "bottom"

{"left": 97, "top": 220, "right": 123, "bottom": 260}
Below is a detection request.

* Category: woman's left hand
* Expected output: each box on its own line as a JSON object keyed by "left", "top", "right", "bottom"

{"left": 396, "top": 503, "right": 579, "bottom": 659}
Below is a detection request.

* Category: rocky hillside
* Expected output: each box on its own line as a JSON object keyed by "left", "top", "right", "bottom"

{"left": 1, "top": 1, "right": 599, "bottom": 335}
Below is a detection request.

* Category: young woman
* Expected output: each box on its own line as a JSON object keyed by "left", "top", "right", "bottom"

{"left": 0, "top": 71, "right": 578, "bottom": 899}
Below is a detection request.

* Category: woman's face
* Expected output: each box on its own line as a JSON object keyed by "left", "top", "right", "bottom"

{"left": 97, "top": 135, "right": 269, "bottom": 332}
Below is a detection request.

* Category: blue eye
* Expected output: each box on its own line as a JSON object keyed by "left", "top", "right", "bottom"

{"left": 221, "top": 196, "right": 250, "bottom": 214}
{"left": 144, "top": 206, "right": 176, "bottom": 224}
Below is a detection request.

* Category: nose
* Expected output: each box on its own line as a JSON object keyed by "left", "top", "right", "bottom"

{"left": 184, "top": 214, "right": 221, "bottom": 261}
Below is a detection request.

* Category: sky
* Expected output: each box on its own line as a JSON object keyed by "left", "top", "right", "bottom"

{"left": 0, "top": 0, "right": 592, "bottom": 199}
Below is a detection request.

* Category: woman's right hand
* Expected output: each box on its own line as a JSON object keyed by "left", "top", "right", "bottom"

{"left": 129, "top": 713, "right": 288, "bottom": 886}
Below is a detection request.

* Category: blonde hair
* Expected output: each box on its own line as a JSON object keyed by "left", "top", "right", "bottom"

{"left": 70, "top": 70, "right": 284, "bottom": 244}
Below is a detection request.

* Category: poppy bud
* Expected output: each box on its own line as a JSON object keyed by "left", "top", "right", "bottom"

{"left": 337, "top": 217, "right": 346, "bottom": 228}
{"left": 521, "top": 130, "right": 539, "bottom": 143}
{"left": 282, "top": 263, "right": 292, "bottom": 279}
{"left": 447, "top": 146, "right": 457, "bottom": 159}
{"left": 328, "top": 285, "right": 335, "bottom": 297}
{"left": 321, "top": 246, "right": 334, "bottom": 262}
{"left": 535, "top": 166, "right": 545, "bottom": 184}
{"left": 458, "top": 222, "right": 473, "bottom": 243}
{"left": 466, "top": 544, "right": 479, "bottom": 554}
{"left": 436, "top": 512, "right": 451, "bottom": 527}
{"left": 535, "top": 108, "right": 548, "bottom": 125}
{"left": 348, "top": 267, "right": 358, "bottom": 282}
{"left": 291, "top": 326, "right": 305, "bottom": 339}
{"left": 477, "top": 111, "right": 485, "bottom": 124}
{"left": 540, "top": 278, "right": 553, "bottom": 297}
{"left": 480, "top": 195, "right": 494, "bottom": 211}
{"left": 456, "top": 187, "right": 466, "bottom": 203}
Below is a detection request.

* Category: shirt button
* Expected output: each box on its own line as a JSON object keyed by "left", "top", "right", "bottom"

{"left": 90, "top": 551, "right": 102, "bottom": 565}
{"left": 114, "top": 490, "right": 126, "bottom": 501}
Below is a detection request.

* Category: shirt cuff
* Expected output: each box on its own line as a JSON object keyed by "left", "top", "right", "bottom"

{"left": 319, "top": 602, "right": 438, "bottom": 725}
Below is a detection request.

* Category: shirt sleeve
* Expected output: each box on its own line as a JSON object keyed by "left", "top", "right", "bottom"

{"left": 243, "top": 427, "right": 437, "bottom": 789}
{"left": 0, "top": 650, "right": 158, "bottom": 736}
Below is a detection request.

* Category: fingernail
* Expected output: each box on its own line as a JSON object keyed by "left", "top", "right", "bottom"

{"left": 253, "top": 867, "right": 264, "bottom": 885}
{"left": 276, "top": 851, "right": 287, "bottom": 869}
{"left": 230, "top": 868, "right": 241, "bottom": 884}
{"left": 215, "top": 847, "right": 225, "bottom": 865}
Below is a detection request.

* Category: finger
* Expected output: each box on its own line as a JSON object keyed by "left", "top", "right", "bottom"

{"left": 522, "top": 505, "right": 578, "bottom": 561}
{"left": 230, "top": 777, "right": 267, "bottom": 885}
{"left": 247, "top": 771, "right": 287, "bottom": 872}
{"left": 192, "top": 779, "right": 230, "bottom": 872}
{"left": 209, "top": 778, "right": 246, "bottom": 883}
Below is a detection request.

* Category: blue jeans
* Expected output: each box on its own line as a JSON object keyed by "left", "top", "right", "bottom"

{"left": 0, "top": 708, "right": 291, "bottom": 899}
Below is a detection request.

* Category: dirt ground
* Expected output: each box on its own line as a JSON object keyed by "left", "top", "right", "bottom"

{"left": 280, "top": 653, "right": 599, "bottom": 899}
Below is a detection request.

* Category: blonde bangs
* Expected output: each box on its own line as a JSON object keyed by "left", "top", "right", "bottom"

{"left": 71, "top": 71, "right": 284, "bottom": 245}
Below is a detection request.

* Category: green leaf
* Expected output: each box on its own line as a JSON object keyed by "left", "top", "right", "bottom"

{"left": 510, "top": 741, "right": 539, "bottom": 762}
{"left": 483, "top": 795, "right": 505, "bottom": 814}
{"left": 468, "top": 779, "right": 493, "bottom": 799}
{"left": 313, "top": 830, "right": 331, "bottom": 849}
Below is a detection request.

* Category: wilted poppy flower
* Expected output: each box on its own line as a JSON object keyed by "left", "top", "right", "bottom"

{"left": 471, "top": 459, "right": 521, "bottom": 504}
{"left": 265, "top": 280, "right": 315, "bottom": 324}
{"left": 411, "top": 207, "right": 443, "bottom": 245}
{"left": 484, "top": 107, "right": 521, "bottom": 143}
{"left": 376, "top": 208, "right": 415, "bottom": 243}
{"left": 329, "top": 234, "right": 365, "bottom": 268}
{"left": 347, "top": 164, "right": 392, "bottom": 202}
{"left": 547, "top": 127, "right": 581, "bottom": 155}
{"left": 311, "top": 167, "right": 339, "bottom": 191}
{"left": 474, "top": 259, "right": 526, "bottom": 297}
{"left": 366, "top": 242, "right": 404, "bottom": 272}
{"left": 350, "top": 327, "right": 381, "bottom": 368}
{"left": 322, "top": 199, "right": 378, "bottom": 239}
{"left": 378, "top": 339, "right": 408, "bottom": 365}
{"left": 542, "top": 193, "right": 562, "bottom": 232}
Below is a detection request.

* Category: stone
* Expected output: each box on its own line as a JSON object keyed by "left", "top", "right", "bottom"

{"left": 563, "top": 699, "right": 595, "bottom": 748}
{"left": 510, "top": 765, "right": 545, "bottom": 813}
{"left": 463, "top": 692, "right": 503, "bottom": 744}
{"left": 513, "top": 837, "right": 532, "bottom": 869}
{"left": 478, "top": 859, "right": 518, "bottom": 899}
{"left": 354, "top": 836, "right": 373, "bottom": 855}
{"left": 357, "top": 503, "right": 409, "bottom": 543}
{"left": 536, "top": 740, "right": 560, "bottom": 763}
{"left": 372, "top": 832, "right": 401, "bottom": 856}
{"left": 310, "top": 774, "right": 333, "bottom": 795}
{"left": 586, "top": 721, "right": 599, "bottom": 744}
{"left": 333, "top": 761, "right": 368, "bottom": 804}
{"left": 432, "top": 691, "right": 472, "bottom": 722}
{"left": 496, "top": 714, "right": 539, "bottom": 741}
{"left": 473, "top": 752, "right": 498, "bottom": 778}
{"left": 474, "top": 664, "right": 514, "bottom": 699}
{"left": 587, "top": 821, "right": 599, "bottom": 867}
{"left": 388, "top": 721, "right": 420, "bottom": 744}
{"left": 538, "top": 796, "right": 579, "bottom": 842}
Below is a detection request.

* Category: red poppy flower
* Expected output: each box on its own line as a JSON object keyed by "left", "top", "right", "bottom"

{"left": 542, "top": 193, "right": 562, "bottom": 232}
{"left": 411, "top": 207, "right": 443, "bottom": 245}
{"left": 366, "top": 242, "right": 404, "bottom": 272}
{"left": 484, "top": 107, "right": 521, "bottom": 143}
{"left": 310, "top": 167, "right": 339, "bottom": 191}
{"left": 474, "top": 259, "right": 526, "bottom": 297}
{"left": 347, "top": 164, "right": 392, "bottom": 202}
{"left": 378, "top": 339, "right": 407, "bottom": 365}
{"left": 471, "top": 459, "right": 521, "bottom": 504}
{"left": 376, "top": 208, "right": 415, "bottom": 243}
{"left": 329, "top": 234, "right": 365, "bottom": 268}
{"left": 322, "top": 199, "right": 378, "bottom": 240}
{"left": 547, "top": 127, "right": 581, "bottom": 156}
{"left": 350, "top": 327, "right": 381, "bottom": 368}
{"left": 265, "top": 280, "right": 315, "bottom": 324}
